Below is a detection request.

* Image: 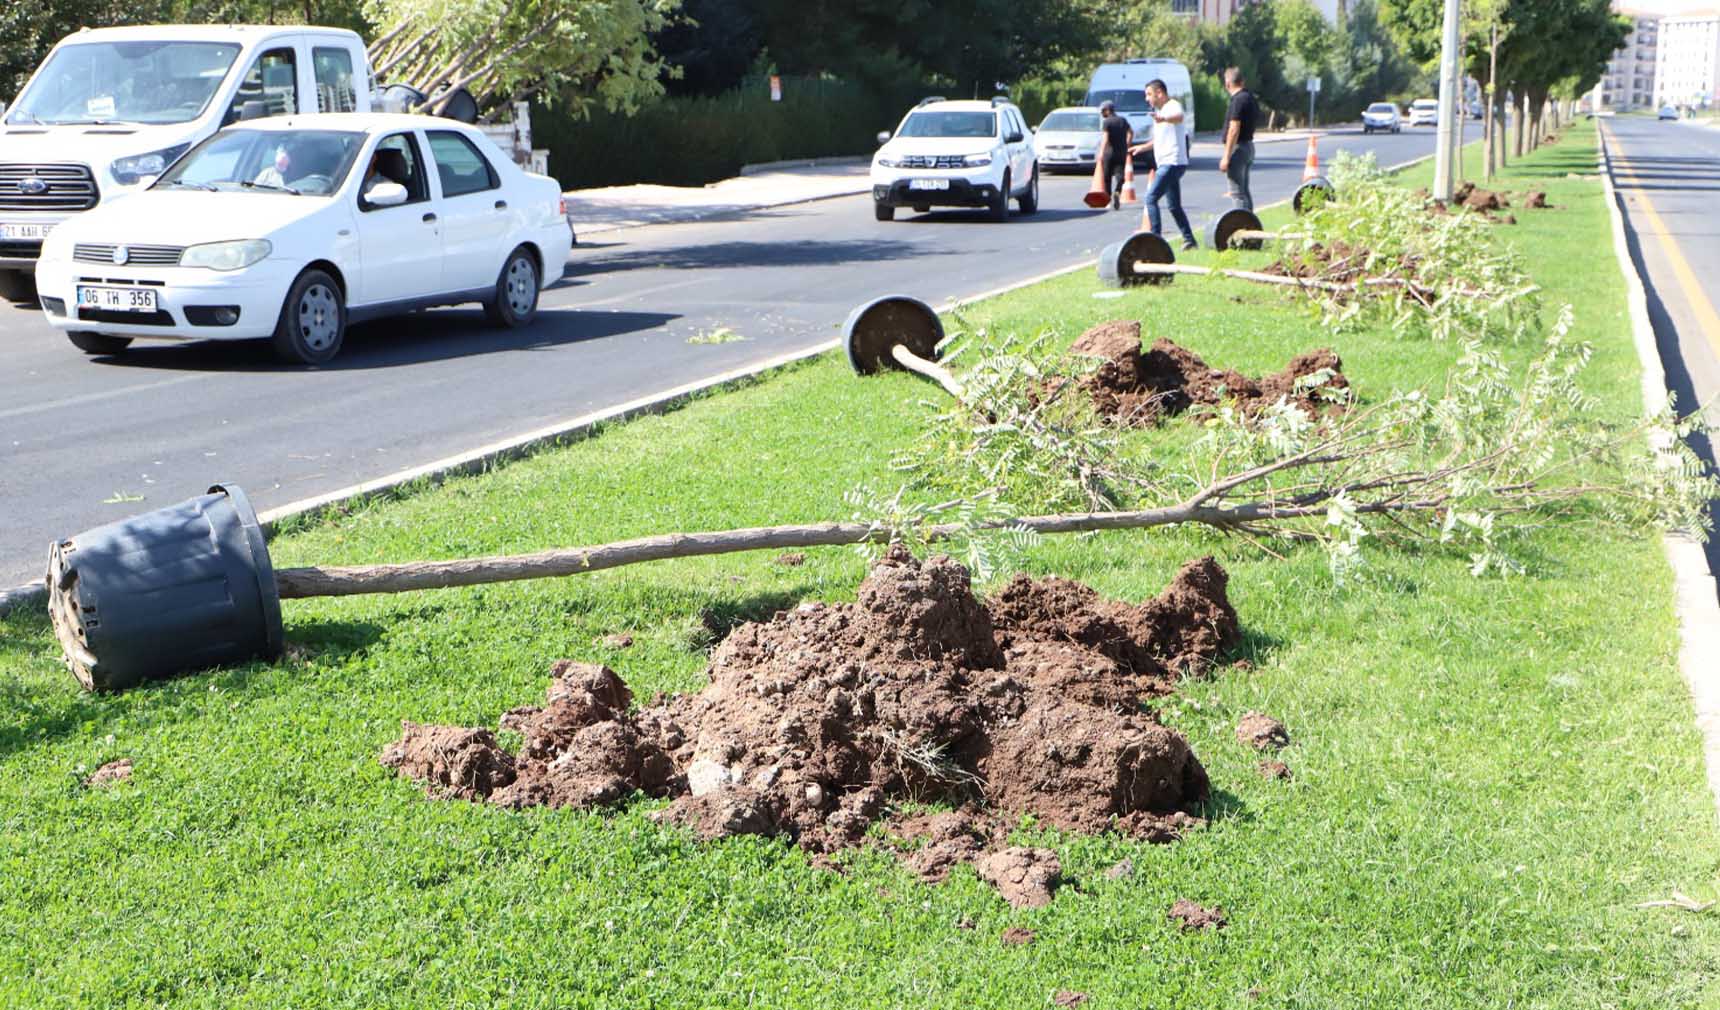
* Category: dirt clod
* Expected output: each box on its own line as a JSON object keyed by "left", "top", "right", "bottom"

{"left": 1105, "top": 858, "right": 1136, "bottom": 880}
{"left": 1053, "top": 991, "right": 1090, "bottom": 1007}
{"left": 1069, "top": 323, "right": 1349, "bottom": 426}
{"left": 1236, "top": 712, "right": 1290, "bottom": 751}
{"left": 1000, "top": 927, "right": 1037, "bottom": 946}
{"left": 385, "top": 549, "right": 1240, "bottom": 905}
{"left": 1169, "top": 898, "right": 1227, "bottom": 931}
{"left": 775, "top": 552, "right": 807, "bottom": 566}
{"left": 600, "top": 633, "right": 634, "bottom": 649}
{"left": 1524, "top": 190, "right": 1551, "bottom": 209}
{"left": 85, "top": 758, "right": 132, "bottom": 788}
{"left": 1258, "top": 760, "right": 1292, "bottom": 781}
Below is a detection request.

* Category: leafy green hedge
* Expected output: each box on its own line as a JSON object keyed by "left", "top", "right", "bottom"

{"left": 538, "top": 74, "right": 930, "bottom": 189}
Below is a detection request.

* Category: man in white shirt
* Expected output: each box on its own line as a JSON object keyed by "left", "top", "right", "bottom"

{"left": 1127, "top": 79, "right": 1197, "bottom": 250}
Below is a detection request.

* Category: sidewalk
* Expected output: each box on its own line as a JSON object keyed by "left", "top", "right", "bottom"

{"left": 564, "top": 128, "right": 1328, "bottom": 238}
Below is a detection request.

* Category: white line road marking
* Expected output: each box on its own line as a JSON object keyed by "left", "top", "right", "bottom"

{"left": 0, "top": 372, "right": 210, "bottom": 422}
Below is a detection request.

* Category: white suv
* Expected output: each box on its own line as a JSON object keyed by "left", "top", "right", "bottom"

{"left": 871, "top": 98, "right": 1038, "bottom": 222}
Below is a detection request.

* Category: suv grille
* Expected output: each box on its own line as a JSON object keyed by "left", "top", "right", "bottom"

{"left": 73, "top": 244, "right": 185, "bottom": 266}
{"left": 0, "top": 163, "right": 99, "bottom": 212}
{"left": 897, "top": 154, "right": 970, "bottom": 169}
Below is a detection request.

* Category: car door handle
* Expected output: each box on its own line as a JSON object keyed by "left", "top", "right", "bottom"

{"left": 494, "top": 200, "right": 507, "bottom": 210}
{"left": 422, "top": 212, "right": 437, "bottom": 223}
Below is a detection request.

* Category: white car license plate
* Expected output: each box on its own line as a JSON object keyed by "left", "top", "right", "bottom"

{"left": 908, "top": 178, "right": 950, "bottom": 191}
{"left": 0, "top": 222, "right": 52, "bottom": 241}
{"left": 77, "top": 285, "right": 158, "bottom": 313}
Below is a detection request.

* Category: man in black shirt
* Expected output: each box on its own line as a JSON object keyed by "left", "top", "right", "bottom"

{"left": 1098, "top": 100, "right": 1132, "bottom": 210}
{"left": 1219, "top": 67, "right": 1259, "bottom": 211}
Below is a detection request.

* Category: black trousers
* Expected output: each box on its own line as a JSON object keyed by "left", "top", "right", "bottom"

{"left": 1103, "top": 152, "right": 1127, "bottom": 195}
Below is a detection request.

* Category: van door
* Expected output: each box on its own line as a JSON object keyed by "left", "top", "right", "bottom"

{"left": 222, "top": 44, "right": 299, "bottom": 124}
{"left": 310, "top": 42, "right": 363, "bottom": 113}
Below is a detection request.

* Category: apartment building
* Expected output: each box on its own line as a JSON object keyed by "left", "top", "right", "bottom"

{"left": 1656, "top": 12, "right": 1720, "bottom": 109}
{"left": 1595, "top": 8, "right": 1659, "bottom": 111}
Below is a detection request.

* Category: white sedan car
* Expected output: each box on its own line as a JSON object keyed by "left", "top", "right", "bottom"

{"left": 36, "top": 113, "right": 573, "bottom": 364}
{"left": 1032, "top": 107, "right": 1103, "bottom": 173}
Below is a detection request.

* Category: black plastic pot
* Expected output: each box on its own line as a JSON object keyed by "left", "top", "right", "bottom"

{"left": 47, "top": 484, "right": 282, "bottom": 691}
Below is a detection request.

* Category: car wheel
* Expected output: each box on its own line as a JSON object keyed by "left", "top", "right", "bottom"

{"left": 484, "top": 246, "right": 540, "bottom": 328}
{"left": 874, "top": 201, "right": 895, "bottom": 221}
{"left": 989, "top": 170, "right": 1011, "bottom": 222}
{"left": 1018, "top": 165, "right": 1039, "bottom": 214}
{"left": 67, "top": 331, "right": 132, "bottom": 355}
{"left": 0, "top": 269, "right": 36, "bottom": 304}
{"left": 271, "top": 268, "right": 346, "bottom": 365}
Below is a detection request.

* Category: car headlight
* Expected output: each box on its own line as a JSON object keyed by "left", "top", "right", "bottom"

{"left": 111, "top": 145, "right": 191, "bottom": 186}
{"left": 963, "top": 153, "right": 993, "bottom": 167}
{"left": 877, "top": 155, "right": 904, "bottom": 168}
{"left": 180, "top": 239, "right": 272, "bottom": 271}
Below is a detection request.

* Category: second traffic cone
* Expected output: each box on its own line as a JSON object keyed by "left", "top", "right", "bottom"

{"left": 1302, "top": 135, "right": 1321, "bottom": 181}
{"left": 1120, "top": 157, "right": 1138, "bottom": 204}
{"left": 1083, "top": 157, "right": 1109, "bottom": 208}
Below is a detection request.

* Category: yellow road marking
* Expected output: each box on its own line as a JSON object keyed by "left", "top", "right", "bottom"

{"left": 1604, "top": 124, "right": 1720, "bottom": 363}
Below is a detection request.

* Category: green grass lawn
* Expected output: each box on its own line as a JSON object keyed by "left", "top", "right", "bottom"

{"left": 3, "top": 120, "right": 1717, "bottom": 1008}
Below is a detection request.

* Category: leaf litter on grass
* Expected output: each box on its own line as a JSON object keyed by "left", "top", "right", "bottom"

{"left": 382, "top": 546, "right": 1244, "bottom": 907}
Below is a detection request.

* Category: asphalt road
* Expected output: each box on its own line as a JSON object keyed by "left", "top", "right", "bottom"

{"left": 0, "top": 123, "right": 1468, "bottom": 586}
{"left": 1602, "top": 115, "right": 1720, "bottom": 584}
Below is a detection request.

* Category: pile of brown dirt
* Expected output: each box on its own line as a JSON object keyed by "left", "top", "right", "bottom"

{"left": 1067, "top": 320, "right": 1349, "bottom": 426}
{"left": 383, "top": 547, "right": 1243, "bottom": 904}
{"left": 1455, "top": 181, "right": 1511, "bottom": 212}
{"left": 1168, "top": 899, "right": 1227, "bottom": 930}
{"left": 1523, "top": 190, "right": 1552, "bottom": 209}
{"left": 1236, "top": 711, "right": 1290, "bottom": 751}
{"left": 1266, "top": 238, "right": 1422, "bottom": 283}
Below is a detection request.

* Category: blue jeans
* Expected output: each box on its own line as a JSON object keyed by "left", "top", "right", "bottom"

{"left": 1144, "top": 164, "right": 1194, "bottom": 244}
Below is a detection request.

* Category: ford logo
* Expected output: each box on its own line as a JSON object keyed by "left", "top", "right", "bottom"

{"left": 111, "top": 246, "right": 129, "bottom": 266}
{"left": 19, "top": 176, "right": 49, "bottom": 195}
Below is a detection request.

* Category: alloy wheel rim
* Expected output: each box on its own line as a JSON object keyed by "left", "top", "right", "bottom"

{"left": 298, "top": 284, "right": 339, "bottom": 352}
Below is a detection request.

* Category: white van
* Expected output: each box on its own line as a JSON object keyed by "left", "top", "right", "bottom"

{"left": 0, "top": 25, "right": 375, "bottom": 299}
{"left": 1083, "top": 59, "right": 1195, "bottom": 163}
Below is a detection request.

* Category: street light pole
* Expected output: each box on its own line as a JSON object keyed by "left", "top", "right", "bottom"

{"left": 1433, "top": 0, "right": 1462, "bottom": 200}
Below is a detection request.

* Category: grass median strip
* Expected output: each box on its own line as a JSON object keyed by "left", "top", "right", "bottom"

{"left": 3, "top": 120, "right": 1717, "bottom": 1007}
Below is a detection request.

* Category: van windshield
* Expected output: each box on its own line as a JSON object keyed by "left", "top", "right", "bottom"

{"left": 7, "top": 41, "right": 241, "bottom": 126}
{"left": 898, "top": 111, "right": 997, "bottom": 138}
{"left": 1367, "top": 103, "right": 1398, "bottom": 113}
{"left": 1085, "top": 90, "right": 1151, "bottom": 113}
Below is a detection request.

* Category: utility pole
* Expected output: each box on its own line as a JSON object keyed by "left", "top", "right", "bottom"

{"left": 1433, "top": 0, "right": 1462, "bottom": 200}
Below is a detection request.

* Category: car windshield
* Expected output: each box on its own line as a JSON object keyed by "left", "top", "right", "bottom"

{"left": 1367, "top": 103, "right": 1397, "bottom": 113}
{"left": 1086, "top": 89, "right": 1151, "bottom": 113}
{"left": 1413, "top": 100, "right": 1438, "bottom": 109}
{"left": 898, "top": 111, "right": 997, "bottom": 138}
{"left": 6, "top": 41, "right": 241, "bottom": 126}
{"left": 1040, "top": 111, "right": 1101, "bottom": 132}
{"left": 156, "top": 128, "right": 364, "bottom": 196}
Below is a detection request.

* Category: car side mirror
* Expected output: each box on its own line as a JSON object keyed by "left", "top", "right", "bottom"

{"left": 1006, "top": 131, "right": 1024, "bottom": 144}
{"left": 367, "top": 181, "right": 408, "bottom": 207}
{"left": 876, "top": 130, "right": 891, "bottom": 146}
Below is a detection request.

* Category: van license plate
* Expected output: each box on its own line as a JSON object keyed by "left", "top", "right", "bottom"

{"left": 908, "top": 179, "right": 949, "bottom": 190}
{"left": 0, "top": 222, "right": 52, "bottom": 241}
{"left": 77, "top": 286, "right": 157, "bottom": 313}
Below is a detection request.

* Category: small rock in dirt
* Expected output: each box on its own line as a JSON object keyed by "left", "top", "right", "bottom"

{"left": 976, "top": 846, "right": 1062, "bottom": 909}
{"left": 1168, "top": 898, "right": 1227, "bottom": 931}
{"left": 600, "top": 633, "right": 634, "bottom": 649}
{"left": 1052, "top": 991, "right": 1090, "bottom": 1007}
{"left": 85, "top": 758, "right": 133, "bottom": 788}
{"left": 775, "top": 552, "right": 806, "bottom": 567}
{"left": 1258, "top": 760, "right": 1292, "bottom": 781}
{"left": 1000, "top": 927, "right": 1037, "bottom": 946}
{"left": 1236, "top": 712, "right": 1290, "bottom": 751}
{"left": 1104, "top": 858, "right": 1135, "bottom": 880}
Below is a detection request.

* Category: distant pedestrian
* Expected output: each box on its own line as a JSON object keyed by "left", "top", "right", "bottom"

{"left": 1097, "top": 100, "right": 1133, "bottom": 210}
{"left": 1129, "top": 79, "right": 1196, "bottom": 249}
{"left": 1219, "top": 67, "right": 1259, "bottom": 211}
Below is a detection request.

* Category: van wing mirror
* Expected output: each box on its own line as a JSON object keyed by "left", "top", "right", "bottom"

{"left": 1006, "top": 130, "right": 1024, "bottom": 144}
{"left": 876, "top": 130, "right": 891, "bottom": 146}
{"left": 366, "top": 181, "right": 409, "bottom": 207}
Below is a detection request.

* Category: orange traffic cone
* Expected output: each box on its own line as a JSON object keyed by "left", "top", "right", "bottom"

{"left": 1120, "top": 158, "right": 1138, "bottom": 204}
{"left": 1302, "top": 135, "right": 1321, "bottom": 181}
{"left": 1084, "top": 158, "right": 1109, "bottom": 208}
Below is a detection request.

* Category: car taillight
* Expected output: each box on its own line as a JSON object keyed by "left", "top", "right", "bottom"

{"left": 557, "top": 196, "right": 568, "bottom": 217}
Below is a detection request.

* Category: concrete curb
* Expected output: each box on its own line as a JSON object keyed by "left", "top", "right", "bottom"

{"left": 738, "top": 155, "right": 871, "bottom": 176}
{"left": 1598, "top": 126, "right": 1720, "bottom": 819}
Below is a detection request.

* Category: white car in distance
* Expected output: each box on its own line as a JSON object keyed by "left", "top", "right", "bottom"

{"left": 1407, "top": 98, "right": 1439, "bottom": 127}
{"left": 36, "top": 113, "right": 573, "bottom": 364}
{"left": 1032, "top": 107, "right": 1103, "bottom": 173}
{"left": 1361, "top": 102, "right": 1401, "bottom": 134}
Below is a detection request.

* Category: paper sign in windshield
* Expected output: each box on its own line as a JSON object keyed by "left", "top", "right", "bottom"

{"left": 86, "top": 95, "right": 117, "bottom": 119}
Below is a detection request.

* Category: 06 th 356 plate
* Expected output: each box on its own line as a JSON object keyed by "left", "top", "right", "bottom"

{"left": 76, "top": 285, "right": 158, "bottom": 313}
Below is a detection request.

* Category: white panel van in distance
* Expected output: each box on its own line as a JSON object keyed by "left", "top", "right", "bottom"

{"left": 1083, "top": 59, "right": 1196, "bottom": 163}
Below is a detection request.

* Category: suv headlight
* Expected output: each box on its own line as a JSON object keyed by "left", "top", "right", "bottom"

{"left": 963, "top": 153, "right": 993, "bottom": 167}
{"left": 111, "top": 144, "right": 191, "bottom": 186}
{"left": 877, "top": 155, "right": 905, "bottom": 168}
{"left": 180, "top": 239, "right": 272, "bottom": 271}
